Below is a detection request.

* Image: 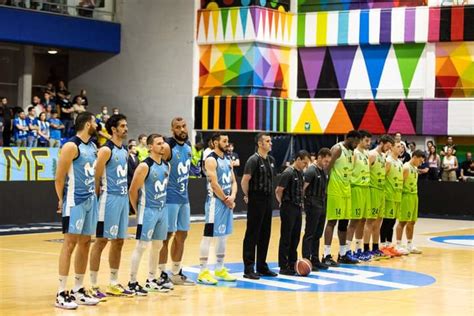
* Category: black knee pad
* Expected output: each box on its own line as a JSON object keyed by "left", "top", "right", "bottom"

{"left": 338, "top": 219, "right": 349, "bottom": 232}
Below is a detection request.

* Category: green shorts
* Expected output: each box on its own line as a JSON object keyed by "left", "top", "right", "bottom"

{"left": 399, "top": 194, "right": 418, "bottom": 222}
{"left": 365, "top": 187, "right": 384, "bottom": 219}
{"left": 382, "top": 199, "right": 400, "bottom": 219}
{"left": 349, "top": 186, "right": 369, "bottom": 220}
{"left": 326, "top": 194, "right": 351, "bottom": 220}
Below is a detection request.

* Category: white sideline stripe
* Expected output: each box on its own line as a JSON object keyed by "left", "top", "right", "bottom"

{"left": 273, "top": 274, "right": 335, "bottom": 285}
{"left": 0, "top": 226, "right": 60, "bottom": 232}
{"left": 313, "top": 272, "right": 417, "bottom": 289}
{"left": 444, "top": 239, "right": 474, "bottom": 247}
{"left": 329, "top": 267, "right": 383, "bottom": 278}
{"left": 182, "top": 267, "right": 309, "bottom": 290}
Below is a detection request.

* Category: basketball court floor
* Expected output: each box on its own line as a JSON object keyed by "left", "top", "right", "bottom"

{"left": 0, "top": 217, "right": 472, "bottom": 315}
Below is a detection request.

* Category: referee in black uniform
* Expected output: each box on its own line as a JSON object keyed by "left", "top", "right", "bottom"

{"left": 275, "top": 150, "right": 311, "bottom": 275}
{"left": 302, "top": 148, "right": 331, "bottom": 271}
{"left": 241, "top": 133, "right": 277, "bottom": 279}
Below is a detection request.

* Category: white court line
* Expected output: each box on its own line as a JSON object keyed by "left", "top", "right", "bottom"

{"left": 313, "top": 271, "right": 417, "bottom": 289}
{"left": 0, "top": 248, "right": 57, "bottom": 256}
{"left": 273, "top": 273, "right": 335, "bottom": 285}
{"left": 329, "top": 267, "right": 383, "bottom": 278}
{"left": 182, "top": 267, "right": 309, "bottom": 291}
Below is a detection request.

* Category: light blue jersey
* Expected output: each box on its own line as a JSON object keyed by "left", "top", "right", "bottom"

{"left": 166, "top": 137, "right": 192, "bottom": 203}
{"left": 138, "top": 157, "right": 169, "bottom": 210}
{"left": 102, "top": 140, "right": 128, "bottom": 196}
{"left": 206, "top": 151, "right": 233, "bottom": 198}
{"left": 64, "top": 136, "right": 97, "bottom": 207}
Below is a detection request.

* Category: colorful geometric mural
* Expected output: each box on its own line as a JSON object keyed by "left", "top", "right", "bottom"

{"left": 298, "top": 0, "right": 427, "bottom": 13}
{"left": 201, "top": 0, "right": 290, "bottom": 12}
{"left": 197, "top": 7, "right": 295, "bottom": 46}
{"left": 298, "top": 44, "right": 426, "bottom": 99}
{"left": 199, "top": 43, "right": 290, "bottom": 97}
{"left": 195, "top": 97, "right": 471, "bottom": 135}
{"left": 435, "top": 42, "right": 474, "bottom": 98}
{"left": 428, "top": 5, "right": 474, "bottom": 42}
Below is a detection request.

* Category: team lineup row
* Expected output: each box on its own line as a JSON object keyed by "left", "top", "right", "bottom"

{"left": 53, "top": 111, "right": 423, "bottom": 310}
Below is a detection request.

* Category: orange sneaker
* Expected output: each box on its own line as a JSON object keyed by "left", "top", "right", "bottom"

{"left": 387, "top": 246, "right": 402, "bottom": 257}
{"left": 380, "top": 247, "right": 393, "bottom": 258}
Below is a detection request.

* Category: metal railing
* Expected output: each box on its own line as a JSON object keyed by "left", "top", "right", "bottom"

{"left": 0, "top": 0, "right": 116, "bottom": 22}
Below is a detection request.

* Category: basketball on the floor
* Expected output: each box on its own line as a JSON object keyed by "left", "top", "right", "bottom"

{"left": 295, "top": 259, "right": 312, "bottom": 276}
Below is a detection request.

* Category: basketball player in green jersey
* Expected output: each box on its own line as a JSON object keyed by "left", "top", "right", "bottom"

{"left": 345, "top": 130, "right": 372, "bottom": 262}
{"left": 395, "top": 150, "right": 425, "bottom": 255}
{"left": 322, "top": 130, "right": 361, "bottom": 266}
{"left": 363, "top": 135, "right": 394, "bottom": 260}
{"left": 380, "top": 140, "right": 405, "bottom": 257}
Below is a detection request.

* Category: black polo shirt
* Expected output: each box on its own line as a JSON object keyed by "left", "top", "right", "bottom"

{"left": 244, "top": 153, "right": 275, "bottom": 195}
{"left": 278, "top": 166, "right": 304, "bottom": 206}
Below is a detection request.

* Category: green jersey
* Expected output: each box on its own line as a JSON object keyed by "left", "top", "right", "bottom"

{"left": 328, "top": 142, "right": 353, "bottom": 197}
{"left": 403, "top": 162, "right": 418, "bottom": 194}
{"left": 385, "top": 155, "right": 403, "bottom": 201}
{"left": 370, "top": 150, "right": 386, "bottom": 190}
{"left": 351, "top": 148, "right": 370, "bottom": 187}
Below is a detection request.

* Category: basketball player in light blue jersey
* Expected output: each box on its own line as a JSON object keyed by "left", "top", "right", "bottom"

{"left": 127, "top": 134, "right": 171, "bottom": 295}
{"left": 159, "top": 117, "right": 195, "bottom": 287}
{"left": 197, "top": 132, "right": 238, "bottom": 285}
{"left": 55, "top": 112, "right": 99, "bottom": 309}
{"left": 89, "top": 114, "right": 134, "bottom": 299}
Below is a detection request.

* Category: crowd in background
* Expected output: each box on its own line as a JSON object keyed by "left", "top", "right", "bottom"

{"left": 0, "top": 0, "right": 97, "bottom": 18}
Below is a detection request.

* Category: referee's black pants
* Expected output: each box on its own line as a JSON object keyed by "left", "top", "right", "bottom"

{"left": 302, "top": 202, "right": 326, "bottom": 263}
{"left": 278, "top": 202, "right": 302, "bottom": 269}
{"left": 243, "top": 192, "right": 273, "bottom": 274}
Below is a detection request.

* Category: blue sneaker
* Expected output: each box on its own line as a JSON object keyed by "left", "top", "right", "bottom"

{"left": 360, "top": 250, "right": 373, "bottom": 261}
{"left": 345, "top": 251, "right": 360, "bottom": 263}
{"left": 370, "top": 250, "right": 385, "bottom": 261}
{"left": 354, "top": 249, "right": 368, "bottom": 262}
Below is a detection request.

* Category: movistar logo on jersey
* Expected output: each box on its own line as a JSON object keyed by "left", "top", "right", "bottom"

{"left": 154, "top": 178, "right": 168, "bottom": 193}
{"left": 117, "top": 164, "right": 127, "bottom": 178}
{"left": 222, "top": 172, "right": 232, "bottom": 184}
{"left": 177, "top": 160, "right": 190, "bottom": 176}
{"left": 84, "top": 162, "right": 96, "bottom": 177}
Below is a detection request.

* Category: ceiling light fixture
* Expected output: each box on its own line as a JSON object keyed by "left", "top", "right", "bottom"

{"left": 47, "top": 49, "right": 58, "bottom": 55}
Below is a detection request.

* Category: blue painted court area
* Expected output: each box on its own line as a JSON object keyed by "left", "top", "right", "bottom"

{"left": 183, "top": 262, "right": 435, "bottom": 293}
{"left": 431, "top": 235, "right": 474, "bottom": 247}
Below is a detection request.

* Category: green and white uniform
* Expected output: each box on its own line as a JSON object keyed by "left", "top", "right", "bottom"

{"left": 399, "top": 162, "right": 419, "bottom": 222}
{"left": 382, "top": 156, "right": 403, "bottom": 219}
{"left": 367, "top": 151, "right": 386, "bottom": 219}
{"left": 327, "top": 142, "right": 353, "bottom": 220}
{"left": 349, "top": 148, "right": 370, "bottom": 220}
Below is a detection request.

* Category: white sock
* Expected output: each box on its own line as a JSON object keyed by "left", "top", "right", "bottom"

{"left": 130, "top": 241, "right": 148, "bottom": 283}
{"left": 346, "top": 240, "right": 352, "bottom": 251}
{"left": 171, "top": 261, "right": 181, "bottom": 275}
{"left": 396, "top": 240, "right": 402, "bottom": 247}
{"left": 158, "top": 264, "right": 167, "bottom": 276}
{"left": 199, "top": 237, "right": 212, "bottom": 272}
{"left": 407, "top": 240, "right": 413, "bottom": 250}
{"left": 215, "top": 236, "right": 227, "bottom": 270}
{"left": 90, "top": 270, "right": 98, "bottom": 288}
{"left": 110, "top": 269, "right": 119, "bottom": 286}
{"left": 339, "top": 245, "right": 346, "bottom": 256}
{"left": 323, "top": 245, "right": 331, "bottom": 257}
{"left": 355, "top": 239, "right": 363, "bottom": 251}
{"left": 148, "top": 240, "right": 163, "bottom": 281}
{"left": 58, "top": 275, "right": 68, "bottom": 293}
{"left": 73, "top": 274, "right": 84, "bottom": 292}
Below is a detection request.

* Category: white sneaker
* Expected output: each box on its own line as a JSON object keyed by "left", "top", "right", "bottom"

{"left": 70, "top": 288, "right": 100, "bottom": 305}
{"left": 395, "top": 246, "right": 410, "bottom": 255}
{"left": 145, "top": 279, "right": 170, "bottom": 293}
{"left": 170, "top": 269, "right": 196, "bottom": 286}
{"left": 408, "top": 246, "right": 423, "bottom": 254}
{"left": 55, "top": 291, "right": 78, "bottom": 310}
{"left": 160, "top": 272, "right": 175, "bottom": 290}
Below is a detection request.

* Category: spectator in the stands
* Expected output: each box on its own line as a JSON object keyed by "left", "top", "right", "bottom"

{"left": 394, "top": 132, "right": 402, "bottom": 143}
{"left": 418, "top": 156, "right": 429, "bottom": 181}
{"left": 127, "top": 140, "right": 139, "bottom": 187}
{"left": 112, "top": 107, "right": 119, "bottom": 115}
{"left": 398, "top": 142, "right": 411, "bottom": 163}
{"left": 37, "top": 112, "right": 50, "bottom": 147}
{"left": 56, "top": 80, "right": 69, "bottom": 100}
{"left": 26, "top": 106, "right": 39, "bottom": 147}
{"left": 25, "top": 95, "right": 44, "bottom": 117}
{"left": 460, "top": 152, "right": 474, "bottom": 182}
{"left": 426, "top": 140, "right": 434, "bottom": 153}
{"left": 44, "top": 82, "right": 56, "bottom": 98}
{"left": 310, "top": 152, "right": 317, "bottom": 164}
{"left": 440, "top": 136, "right": 457, "bottom": 157}
{"left": 97, "top": 114, "right": 111, "bottom": 147}
{"left": 74, "top": 89, "right": 88, "bottom": 107}
{"left": 407, "top": 142, "right": 416, "bottom": 156}
{"left": 441, "top": 147, "right": 458, "bottom": 182}
{"left": 72, "top": 96, "right": 86, "bottom": 121}
{"left": 427, "top": 145, "right": 441, "bottom": 181}
{"left": 45, "top": 104, "right": 54, "bottom": 120}
{"left": 0, "top": 106, "right": 4, "bottom": 147}
{"left": 13, "top": 110, "right": 28, "bottom": 147}
{"left": 1, "top": 97, "right": 13, "bottom": 146}
{"left": 96, "top": 105, "right": 108, "bottom": 122}
{"left": 190, "top": 142, "right": 205, "bottom": 178}
{"left": 59, "top": 92, "right": 74, "bottom": 138}
{"left": 136, "top": 134, "right": 149, "bottom": 161}
{"left": 48, "top": 110, "right": 63, "bottom": 147}
{"left": 227, "top": 142, "right": 240, "bottom": 171}
{"left": 43, "top": 91, "right": 56, "bottom": 110}
{"left": 77, "top": 0, "right": 95, "bottom": 18}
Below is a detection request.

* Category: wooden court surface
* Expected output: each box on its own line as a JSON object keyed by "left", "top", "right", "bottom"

{"left": 0, "top": 217, "right": 472, "bottom": 315}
